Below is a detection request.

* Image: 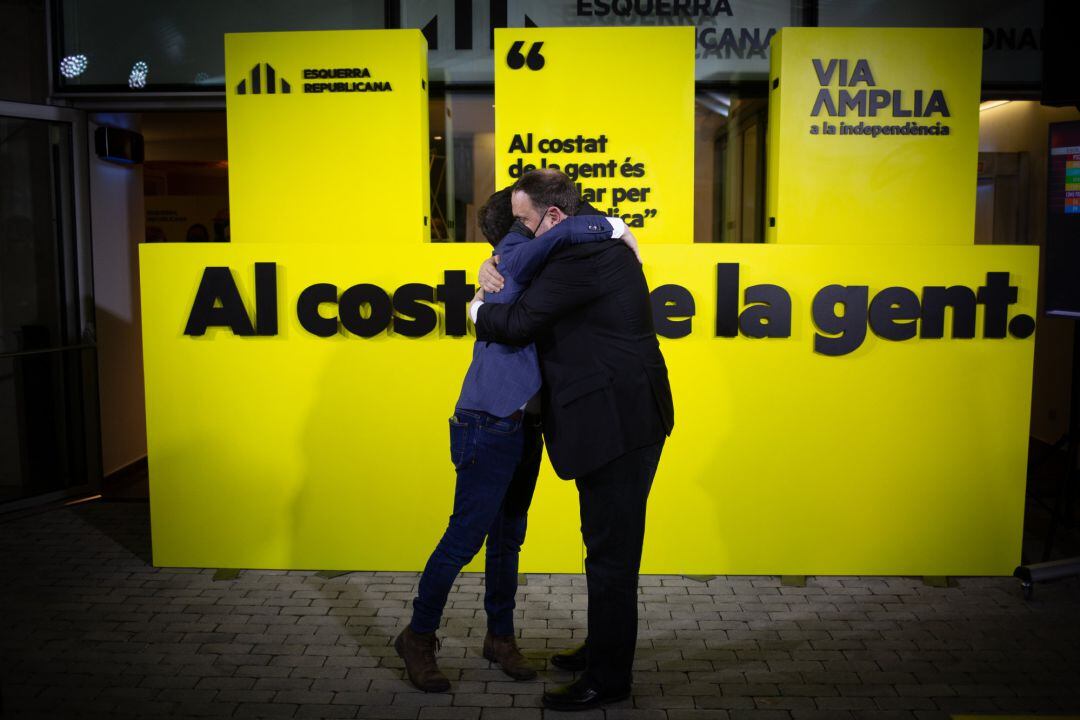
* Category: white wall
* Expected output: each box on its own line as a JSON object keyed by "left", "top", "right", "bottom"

{"left": 88, "top": 113, "right": 147, "bottom": 475}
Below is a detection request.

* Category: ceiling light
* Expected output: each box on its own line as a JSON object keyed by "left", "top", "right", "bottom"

{"left": 60, "top": 54, "right": 88, "bottom": 79}
{"left": 129, "top": 60, "right": 149, "bottom": 89}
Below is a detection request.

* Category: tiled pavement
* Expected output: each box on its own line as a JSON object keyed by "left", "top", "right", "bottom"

{"left": 1, "top": 500, "right": 1079, "bottom": 720}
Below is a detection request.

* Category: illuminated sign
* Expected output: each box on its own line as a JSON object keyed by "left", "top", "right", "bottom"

{"left": 139, "top": 27, "right": 1038, "bottom": 576}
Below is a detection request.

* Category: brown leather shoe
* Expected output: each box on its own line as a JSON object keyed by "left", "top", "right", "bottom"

{"left": 394, "top": 625, "right": 451, "bottom": 692}
{"left": 482, "top": 630, "right": 538, "bottom": 680}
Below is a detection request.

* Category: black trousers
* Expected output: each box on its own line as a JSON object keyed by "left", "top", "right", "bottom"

{"left": 575, "top": 437, "right": 665, "bottom": 692}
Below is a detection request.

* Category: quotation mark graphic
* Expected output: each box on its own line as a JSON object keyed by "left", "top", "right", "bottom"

{"left": 506, "top": 41, "right": 545, "bottom": 71}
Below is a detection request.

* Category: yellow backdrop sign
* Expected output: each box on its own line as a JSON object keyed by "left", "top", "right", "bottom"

{"left": 225, "top": 29, "right": 430, "bottom": 245}
{"left": 495, "top": 27, "right": 695, "bottom": 242}
{"left": 141, "top": 242, "right": 1036, "bottom": 575}
{"left": 139, "top": 27, "right": 1038, "bottom": 576}
{"left": 766, "top": 28, "right": 982, "bottom": 245}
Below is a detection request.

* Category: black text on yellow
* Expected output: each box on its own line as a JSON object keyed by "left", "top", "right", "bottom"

{"left": 183, "top": 262, "right": 1036, "bottom": 356}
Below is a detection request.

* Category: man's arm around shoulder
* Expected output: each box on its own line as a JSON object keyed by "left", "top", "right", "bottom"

{"left": 474, "top": 247, "right": 608, "bottom": 346}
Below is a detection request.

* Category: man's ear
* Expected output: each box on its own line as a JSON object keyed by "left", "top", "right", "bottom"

{"left": 549, "top": 207, "right": 568, "bottom": 225}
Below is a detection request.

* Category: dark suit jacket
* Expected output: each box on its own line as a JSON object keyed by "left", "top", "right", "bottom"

{"left": 475, "top": 211, "right": 674, "bottom": 479}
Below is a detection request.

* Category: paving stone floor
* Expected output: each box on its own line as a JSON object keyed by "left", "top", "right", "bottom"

{"left": 1, "top": 500, "right": 1079, "bottom": 720}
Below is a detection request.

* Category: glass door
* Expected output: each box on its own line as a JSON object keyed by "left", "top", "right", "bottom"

{"left": 0, "top": 100, "right": 100, "bottom": 511}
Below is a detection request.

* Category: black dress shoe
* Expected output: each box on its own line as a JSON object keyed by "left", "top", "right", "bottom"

{"left": 549, "top": 643, "right": 587, "bottom": 671}
{"left": 542, "top": 677, "right": 631, "bottom": 712}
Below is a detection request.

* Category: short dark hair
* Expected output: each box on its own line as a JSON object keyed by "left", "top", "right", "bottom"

{"left": 513, "top": 168, "right": 581, "bottom": 216}
{"left": 477, "top": 186, "right": 515, "bottom": 246}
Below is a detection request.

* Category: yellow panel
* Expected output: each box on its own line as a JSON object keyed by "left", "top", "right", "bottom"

{"left": 140, "top": 241, "right": 1037, "bottom": 575}
{"left": 765, "top": 28, "right": 982, "bottom": 244}
{"left": 225, "top": 29, "right": 430, "bottom": 245}
{"left": 143, "top": 26, "right": 1035, "bottom": 578}
{"left": 494, "top": 27, "right": 695, "bottom": 243}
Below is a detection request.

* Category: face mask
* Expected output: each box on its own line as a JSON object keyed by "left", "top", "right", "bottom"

{"left": 526, "top": 208, "right": 552, "bottom": 237}
{"left": 510, "top": 218, "right": 536, "bottom": 239}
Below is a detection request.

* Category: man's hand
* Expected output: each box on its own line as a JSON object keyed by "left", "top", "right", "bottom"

{"left": 469, "top": 287, "right": 484, "bottom": 325}
{"left": 478, "top": 255, "right": 505, "bottom": 293}
{"left": 621, "top": 228, "right": 643, "bottom": 264}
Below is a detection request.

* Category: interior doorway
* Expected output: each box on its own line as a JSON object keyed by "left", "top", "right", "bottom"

{"left": 141, "top": 112, "right": 230, "bottom": 245}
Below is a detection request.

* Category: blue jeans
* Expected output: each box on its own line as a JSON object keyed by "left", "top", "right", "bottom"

{"left": 410, "top": 408, "right": 543, "bottom": 636}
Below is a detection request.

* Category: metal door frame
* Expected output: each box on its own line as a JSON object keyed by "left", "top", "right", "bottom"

{"left": 0, "top": 99, "right": 102, "bottom": 514}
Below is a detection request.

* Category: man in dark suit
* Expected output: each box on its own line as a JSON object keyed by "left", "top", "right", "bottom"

{"left": 470, "top": 168, "right": 674, "bottom": 711}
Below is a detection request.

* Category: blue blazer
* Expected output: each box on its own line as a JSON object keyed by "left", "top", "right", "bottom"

{"left": 454, "top": 215, "right": 615, "bottom": 418}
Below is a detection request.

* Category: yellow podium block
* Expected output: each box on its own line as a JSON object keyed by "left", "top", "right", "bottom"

{"left": 495, "top": 27, "right": 695, "bottom": 243}
{"left": 225, "top": 29, "right": 430, "bottom": 245}
{"left": 766, "top": 28, "right": 982, "bottom": 245}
